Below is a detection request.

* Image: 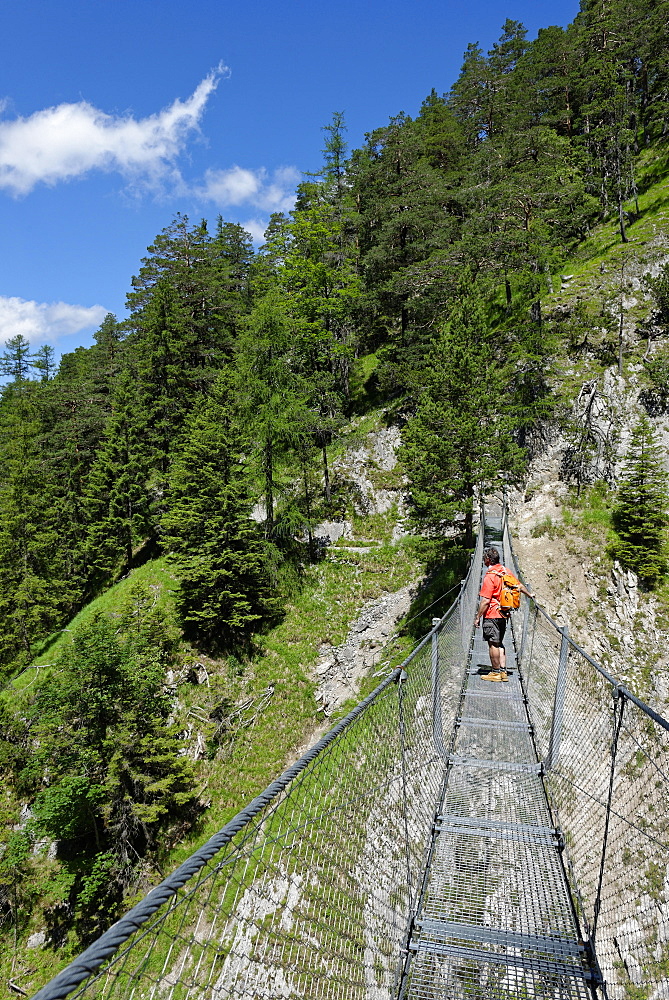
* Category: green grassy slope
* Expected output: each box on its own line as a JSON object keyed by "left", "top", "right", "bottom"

{"left": 548, "top": 148, "right": 669, "bottom": 323}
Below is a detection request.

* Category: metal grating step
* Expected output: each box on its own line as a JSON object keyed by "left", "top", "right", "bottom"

{"left": 434, "top": 822, "right": 559, "bottom": 846}
{"left": 461, "top": 691, "right": 527, "bottom": 724}
{"left": 465, "top": 691, "right": 522, "bottom": 707}
{"left": 448, "top": 755, "right": 542, "bottom": 773}
{"left": 415, "top": 917, "right": 585, "bottom": 961}
{"left": 410, "top": 937, "right": 594, "bottom": 984}
{"left": 454, "top": 724, "right": 537, "bottom": 766}
{"left": 443, "top": 768, "right": 552, "bottom": 828}
{"left": 457, "top": 715, "right": 531, "bottom": 730}
{"left": 423, "top": 830, "right": 577, "bottom": 938}
{"left": 437, "top": 813, "right": 561, "bottom": 846}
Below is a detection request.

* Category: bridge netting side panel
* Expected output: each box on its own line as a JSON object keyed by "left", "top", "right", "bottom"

{"left": 32, "top": 530, "right": 483, "bottom": 1000}
{"left": 504, "top": 510, "right": 669, "bottom": 999}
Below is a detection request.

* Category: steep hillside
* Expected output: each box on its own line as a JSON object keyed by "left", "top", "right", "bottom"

{"left": 510, "top": 158, "right": 669, "bottom": 714}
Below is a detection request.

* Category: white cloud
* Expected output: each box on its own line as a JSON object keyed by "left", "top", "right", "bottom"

{"left": 200, "top": 165, "right": 261, "bottom": 205}
{"left": 0, "top": 296, "right": 108, "bottom": 343}
{"left": 241, "top": 218, "right": 270, "bottom": 244}
{"left": 196, "top": 164, "right": 299, "bottom": 214}
{"left": 0, "top": 66, "right": 227, "bottom": 195}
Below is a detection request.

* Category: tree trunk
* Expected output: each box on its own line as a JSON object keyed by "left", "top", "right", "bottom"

{"left": 530, "top": 300, "right": 542, "bottom": 326}
{"left": 464, "top": 488, "right": 474, "bottom": 548}
{"left": 264, "top": 434, "right": 274, "bottom": 538}
{"left": 618, "top": 196, "right": 628, "bottom": 243}
{"left": 616, "top": 145, "right": 629, "bottom": 243}
{"left": 322, "top": 443, "right": 331, "bottom": 504}
{"left": 303, "top": 464, "right": 315, "bottom": 562}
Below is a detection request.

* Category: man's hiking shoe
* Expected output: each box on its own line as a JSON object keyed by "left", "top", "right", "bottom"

{"left": 481, "top": 671, "right": 505, "bottom": 682}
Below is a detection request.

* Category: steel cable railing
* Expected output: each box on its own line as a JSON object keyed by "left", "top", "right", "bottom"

{"left": 31, "top": 531, "right": 484, "bottom": 1000}
{"left": 502, "top": 503, "right": 669, "bottom": 999}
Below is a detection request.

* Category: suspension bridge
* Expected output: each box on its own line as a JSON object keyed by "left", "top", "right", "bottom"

{"left": 31, "top": 504, "right": 669, "bottom": 1000}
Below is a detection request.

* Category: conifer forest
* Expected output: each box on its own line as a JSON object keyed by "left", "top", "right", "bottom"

{"left": 2, "top": 0, "right": 669, "bottom": 982}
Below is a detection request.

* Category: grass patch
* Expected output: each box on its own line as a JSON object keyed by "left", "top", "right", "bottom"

{"left": 5, "top": 558, "right": 179, "bottom": 700}
{"left": 349, "top": 352, "right": 382, "bottom": 413}
{"left": 564, "top": 480, "right": 614, "bottom": 536}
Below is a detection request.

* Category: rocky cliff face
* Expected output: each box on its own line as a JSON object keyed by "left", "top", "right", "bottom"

{"left": 306, "top": 420, "right": 419, "bottom": 718}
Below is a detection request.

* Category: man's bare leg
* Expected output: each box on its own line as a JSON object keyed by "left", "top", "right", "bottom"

{"left": 487, "top": 642, "right": 507, "bottom": 677}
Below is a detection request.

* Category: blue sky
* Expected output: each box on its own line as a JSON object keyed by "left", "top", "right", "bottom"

{"left": 1, "top": 0, "right": 580, "bottom": 359}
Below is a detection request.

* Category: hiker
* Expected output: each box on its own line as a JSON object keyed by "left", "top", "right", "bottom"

{"left": 474, "top": 546, "right": 534, "bottom": 682}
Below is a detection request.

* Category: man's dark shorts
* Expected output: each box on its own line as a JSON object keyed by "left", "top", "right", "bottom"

{"left": 482, "top": 617, "right": 507, "bottom": 646}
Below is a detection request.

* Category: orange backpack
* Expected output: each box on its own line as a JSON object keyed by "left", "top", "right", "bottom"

{"left": 488, "top": 566, "right": 521, "bottom": 614}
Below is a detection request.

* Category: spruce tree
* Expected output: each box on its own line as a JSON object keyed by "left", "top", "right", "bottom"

{"left": 126, "top": 215, "right": 247, "bottom": 480}
{"left": 85, "top": 372, "right": 152, "bottom": 584}
{"left": 400, "top": 294, "right": 525, "bottom": 544}
{"left": 38, "top": 327, "right": 123, "bottom": 607}
{"left": 28, "top": 592, "right": 197, "bottom": 935}
{"left": 0, "top": 383, "right": 71, "bottom": 669}
{"left": 162, "top": 372, "right": 278, "bottom": 651}
{"left": 611, "top": 414, "right": 669, "bottom": 586}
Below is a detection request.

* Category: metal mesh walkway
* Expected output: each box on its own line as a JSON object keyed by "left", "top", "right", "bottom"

{"left": 402, "top": 525, "right": 596, "bottom": 999}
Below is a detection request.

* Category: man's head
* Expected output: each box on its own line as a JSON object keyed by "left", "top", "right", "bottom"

{"left": 483, "top": 547, "right": 500, "bottom": 566}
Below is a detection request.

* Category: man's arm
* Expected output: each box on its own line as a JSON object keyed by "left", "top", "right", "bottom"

{"left": 519, "top": 582, "right": 535, "bottom": 599}
{"left": 474, "top": 596, "right": 490, "bottom": 627}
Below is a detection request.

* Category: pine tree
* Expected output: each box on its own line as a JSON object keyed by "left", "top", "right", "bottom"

{"left": 85, "top": 372, "right": 152, "bottom": 585}
{"left": 572, "top": 0, "right": 638, "bottom": 239}
{"left": 321, "top": 110, "right": 348, "bottom": 200}
{"left": 449, "top": 21, "right": 595, "bottom": 305}
{"left": 0, "top": 335, "right": 34, "bottom": 382}
{"left": 235, "top": 292, "right": 310, "bottom": 538}
{"left": 350, "top": 110, "right": 462, "bottom": 374}
{"left": 28, "top": 592, "right": 197, "bottom": 934}
{"left": 31, "top": 345, "right": 56, "bottom": 381}
{"left": 611, "top": 414, "right": 669, "bottom": 586}
{"left": 400, "top": 295, "right": 525, "bottom": 544}
{"left": 162, "top": 372, "right": 279, "bottom": 650}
